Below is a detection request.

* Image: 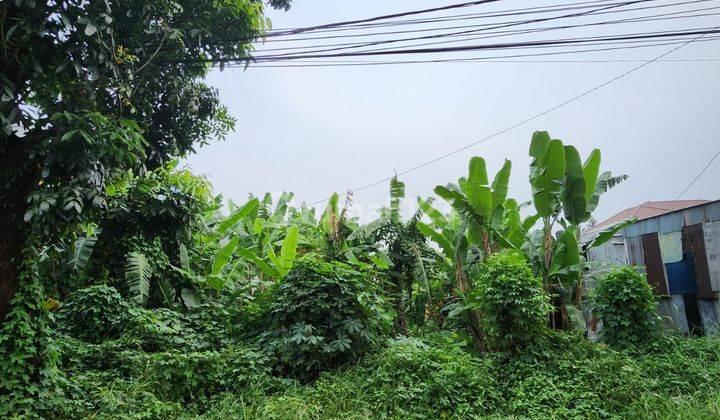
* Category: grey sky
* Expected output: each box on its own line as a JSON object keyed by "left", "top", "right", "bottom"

{"left": 185, "top": 0, "right": 720, "bottom": 223}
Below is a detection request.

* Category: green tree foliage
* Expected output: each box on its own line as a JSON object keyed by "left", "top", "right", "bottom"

{"left": 0, "top": 1, "right": 289, "bottom": 410}
{"left": 56, "top": 285, "right": 130, "bottom": 344}
{"left": 592, "top": 267, "right": 661, "bottom": 348}
{"left": 260, "top": 257, "right": 391, "bottom": 381}
{"left": 471, "top": 252, "right": 552, "bottom": 351}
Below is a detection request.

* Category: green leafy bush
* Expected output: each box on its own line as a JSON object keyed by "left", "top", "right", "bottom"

{"left": 121, "top": 346, "right": 274, "bottom": 404}
{"left": 592, "top": 266, "right": 660, "bottom": 348}
{"left": 472, "top": 252, "right": 552, "bottom": 351}
{"left": 56, "top": 285, "right": 129, "bottom": 343}
{"left": 338, "top": 336, "right": 501, "bottom": 417}
{"left": 260, "top": 256, "right": 391, "bottom": 381}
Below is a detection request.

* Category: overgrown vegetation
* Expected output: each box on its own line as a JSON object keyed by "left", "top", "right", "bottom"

{"left": 472, "top": 252, "right": 552, "bottom": 351}
{"left": 2, "top": 1, "right": 718, "bottom": 418}
{"left": 593, "top": 266, "right": 661, "bottom": 348}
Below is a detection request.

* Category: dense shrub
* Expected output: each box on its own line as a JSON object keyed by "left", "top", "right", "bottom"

{"left": 56, "top": 285, "right": 129, "bottom": 343}
{"left": 338, "top": 336, "right": 501, "bottom": 417}
{"left": 592, "top": 266, "right": 660, "bottom": 348}
{"left": 51, "top": 327, "right": 720, "bottom": 419}
{"left": 260, "top": 256, "right": 391, "bottom": 381}
{"left": 472, "top": 252, "right": 552, "bottom": 351}
{"left": 121, "top": 346, "right": 275, "bottom": 404}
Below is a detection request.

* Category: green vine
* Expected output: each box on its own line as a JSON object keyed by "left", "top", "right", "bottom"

{"left": 0, "top": 242, "right": 60, "bottom": 416}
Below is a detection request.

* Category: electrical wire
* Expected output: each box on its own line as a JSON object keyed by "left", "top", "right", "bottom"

{"left": 675, "top": 148, "right": 720, "bottom": 199}
{"left": 240, "top": 28, "right": 720, "bottom": 62}
{"left": 252, "top": 8, "right": 720, "bottom": 56}
{"left": 307, "top": 29, "right": 715, "bottom": 206}
{"left": 236, "top": 37, "right": 720, "bottom": 67}
{"left": 267, "top": 0, "right": 503, "bottom": 37}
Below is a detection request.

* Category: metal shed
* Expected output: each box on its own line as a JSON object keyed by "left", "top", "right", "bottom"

{"left": 585, "top": 200, "right": 720, "bottom": 336}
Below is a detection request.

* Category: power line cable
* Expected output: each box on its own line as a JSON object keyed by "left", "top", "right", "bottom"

{"left": 235, "top": 36, "right": 720, "bottom": 68}
{"left": 244, "top": 28, "right": 720, "bottom": 62}
{"left": 675, "top": 148, "right": 720, "bottom": 199}
{"left": 252, "top": 0, "right": 640, "bottom": 58}
{"left": 261, "top": 0, "right": 703, "bottom": 38}
{"left": 268, "top": 0, "right": 503, "bottom": 37}
{"left": 256, "top": 8, "right": 720, "bottom": 56}
{"left": 267, "top": 0, "right": 615, "bottom": 32}
{"left": 308, "top": 28, "right": 714, "bottom": 206}
{"left": 260, "top": 0, "right": 655, "bottom": 42}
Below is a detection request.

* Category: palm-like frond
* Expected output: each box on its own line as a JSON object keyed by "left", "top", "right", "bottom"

{"left": 125, "top": 251, "right": 152, "bottom": 306}
{"left": 68, "top": 234, "right": 98, "bottom": 270}
{"left": 607, "top": 174, "right": 629, "bottom": 190}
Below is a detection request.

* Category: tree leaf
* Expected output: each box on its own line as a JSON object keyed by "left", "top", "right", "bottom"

{"left": 217, "top": 198, "right": 259, "bottom": 237}
{"left": 417, "top": 197, "right": 448, "bottom": 227}
{"left": 280, "top": 225, "right": 299, "bottom": 266}
{"left": 237, "top": 246, "right": 281, "bottom": 279}
{"left": 68, "top": 234, "right": 98, "bottom": 270}
{"left": 211, "top": 237, "right": 239, "bottom": 276}
{"left": 84, "top": 23, "right": 97, "bottom": 36}
{"left": 530, "top": 138, "right": 565, "bottom": 217}
{"left": 490, "top": 159, "right": 512, "bottom": 228}
{"left": 181, "top": 288, "right": 201, "bottom": 309}
{"left": 466, "top": 156, "right": 492, "bottom": 222}
{"left": 562, "top": 145, "right": 587, "bottom": 225}
{"left": 178, "top": 243, "right": 193, "bottom": 275}
{"left": 390, "top": 176, "right": 405, "bottom": 221}
{"left": 586, "top": 218, "right": 636, "bottom": 249}
{"left": 583, "top": 149, "right": 601, "bottom": 206}
{"left": 125, "top": 251, "right": 152, "bottom": 306}
{"left": 416, "top": 221, "right": 454, "bottom": 260}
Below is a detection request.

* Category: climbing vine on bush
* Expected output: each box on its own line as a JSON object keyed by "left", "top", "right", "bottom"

{"left": 471, "top": 252, "right": 552, "bottom": 351}
{"left": 592, "top": 266, "right": 660, "bottom": 348}
{"left": 260, "top": 256, "right": 391, "bottom": 381}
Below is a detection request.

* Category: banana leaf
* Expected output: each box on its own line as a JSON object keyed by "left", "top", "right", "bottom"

{"left": 562, "top": 145, "right": 587, "bottom": 224}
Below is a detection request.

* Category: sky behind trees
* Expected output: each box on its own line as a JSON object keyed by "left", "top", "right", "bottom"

{"left": 186, "top": 0, "right": 720, "bottom": 223}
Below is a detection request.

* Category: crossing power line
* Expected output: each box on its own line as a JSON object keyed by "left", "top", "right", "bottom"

{"left": 307, "top": 28, "right": 715, "bottom": 206}
{"left": 676, "top": 148, "right": 720, "bottom": 199}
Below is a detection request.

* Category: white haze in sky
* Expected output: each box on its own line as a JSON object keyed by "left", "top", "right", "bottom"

{"left": 186, "top": 0, "right": 720, "bottom": 224}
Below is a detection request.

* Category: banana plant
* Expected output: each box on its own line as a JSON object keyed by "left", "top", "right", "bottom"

{"left": 526, "top": 131, "right": 630, "bottom": 326}
{"left": 236, "top": 225, "right": 300, "bottom": 279}
{"left": 416, "top": 198, "right": 487, "bottom": 351}
{"left": 433, "top": 156, "right": 512, "bottom": 257}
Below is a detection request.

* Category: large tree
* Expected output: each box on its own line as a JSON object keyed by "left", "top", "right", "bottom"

{"left": 0, "top": 0, "right": 289, "bottom": 410}
{"left": 0, "top": 0, "right": 290, "bottom": 317}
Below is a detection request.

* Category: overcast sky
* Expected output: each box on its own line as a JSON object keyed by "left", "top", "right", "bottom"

{"left": 185, "top": 0, "right": 720, "bottom": 223}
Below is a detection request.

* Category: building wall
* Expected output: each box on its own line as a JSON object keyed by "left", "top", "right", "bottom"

{"left": 620, "top": 201, "right": 720, "bottom": 336}
{"left": 585, "top": 201, "right": 720, "bottom": 336}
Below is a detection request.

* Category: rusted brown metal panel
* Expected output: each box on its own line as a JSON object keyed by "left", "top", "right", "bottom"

{"left": 642, "top": 233, "right": 668, "bottom": 295}
{"left": 625, "top": 235, "right": 645, "bottom": 267}
{"left": 683, "top": 224, "right": 715, "bottom": 299}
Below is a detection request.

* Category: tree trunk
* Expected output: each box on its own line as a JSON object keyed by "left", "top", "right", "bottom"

{"left": 392, "top": 274, "right": 408, "bottom": 336}
{"left": 0, "top": 144, "right": 31, "bottom": 320}
{"left": 454, "top": 262, "right": 486, "bottom": 352}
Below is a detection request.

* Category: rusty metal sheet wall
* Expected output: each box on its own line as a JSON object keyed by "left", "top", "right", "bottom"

{"left": 683, "top": 224, "right": 714, "bottom": 299}
{"left": 587, "top": 241, "right": 627, "bottom": 266}
{"left": 659, "top": 231, "right": 683, "bottom": 263}
{"left": 670, "top": 294, "right": 690, "bottom": 334}
{"left": 623, "top": 223, "right": 643, "bottom": 238}
{"left": 704, "top": 221, "right": 720, "bottom": 292}
{"left": 642, "top": 233, "right": 668, "bottom": 294}
{"left": 658, "top": 212, "right": 684, "bottom": 234}
{"left": 699, "top": 299, "right": 720, "bottom": 336}
{"left": 625, "top": 235, "right": 645, "bottom": 267}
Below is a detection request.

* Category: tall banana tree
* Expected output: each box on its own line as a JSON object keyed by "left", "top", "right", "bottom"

{"left": 433, "top": 156, "right": 512, "bottom": 257}
{"left": 526, "top": 131, "right": 631, "bottom": 326}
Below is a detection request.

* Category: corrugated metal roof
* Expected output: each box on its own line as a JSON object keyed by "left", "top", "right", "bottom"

{"left": 585, "top": 200, "right": 710, "bottom": 237}
{"left": 620, "top": 200, "right": 720, "bottom": 238}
